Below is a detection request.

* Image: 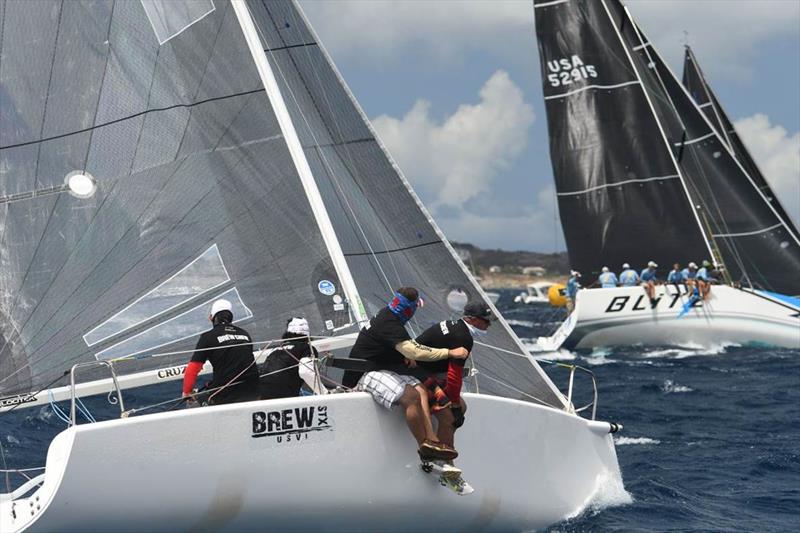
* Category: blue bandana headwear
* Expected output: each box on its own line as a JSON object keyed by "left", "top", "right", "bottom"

{"left": 388, "top": 292, "right": 418, "bottom": 324}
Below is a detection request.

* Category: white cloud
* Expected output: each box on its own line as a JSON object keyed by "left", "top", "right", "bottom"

{"left": 733, "top": 113, "right": 800, "bottom": 226}
{"left": 301, "top": 0, "right": 799, "bottom": 79}
{"left": 300, "top": 0, "right": 531, "bottom": 64}
{"left": 373, "top": 70, "right": 534, "bottom": 208}
{"left": 627, "top": 0, "right": 800, "bottom": 80}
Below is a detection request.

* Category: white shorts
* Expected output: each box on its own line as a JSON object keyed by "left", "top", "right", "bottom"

{"left": 357, "top": 371, "right": 420, "bottom": 410}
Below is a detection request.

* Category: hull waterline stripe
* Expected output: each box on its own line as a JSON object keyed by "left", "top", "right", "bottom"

{"left": 535, "top": 0, "right": 571, "bottom": 8}
{"left": 557, "top": 174, "right": 679, "bottom": 196}
{"left": 543, "top": 80, "right": 640, "bottom": 100}
{"left": 713, "top": 223, "right": 782, "bottom": 238}
{"left": 673, "top": 131, "right": 714, "bottom": 146}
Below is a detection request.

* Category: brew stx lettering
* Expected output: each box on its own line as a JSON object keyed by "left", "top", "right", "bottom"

{"left": 251, "top": 405, "right": 333, "bottom": 446}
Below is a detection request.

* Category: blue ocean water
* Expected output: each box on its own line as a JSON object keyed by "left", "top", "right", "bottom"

{"left": 1, "top": 288, "right": 798, "bottom": 531}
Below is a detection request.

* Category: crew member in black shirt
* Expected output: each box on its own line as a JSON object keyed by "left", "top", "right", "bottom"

{"left": 416, "top": 301, "right": 492, "bottom": 453}
{"left": 348, "top": 287, "right": 469, "bottom": 461}
{"left": 182, "top": 299, "right": 259, "bottom": 405}
{"left": 259, "top": 317, "right": 317, "bottom": 400}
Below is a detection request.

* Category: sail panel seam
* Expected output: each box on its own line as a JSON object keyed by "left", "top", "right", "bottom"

{"left": 672, "top": 132, "right": 714, "bottom": 146}
{"left": 543, "top": 80, "right": 639, "bottom": 100}
{"left": 264, "top": 41, "right": 316, "bottom": 53}
{"left": 0, "top": 88, "right": 266, "bottom": 152}
{"left": 557, "top": 174, "right": 679, "bottom": 196}
{"left": 343, "top": 240, "right": 442, "bottom": 257}
{"left": 713, "top": 223, "right": 782, "bottom": 238}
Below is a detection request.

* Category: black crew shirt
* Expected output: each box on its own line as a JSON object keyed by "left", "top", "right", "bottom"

{"left": 415, "top": 319, "right": 474, "bottom": 374}
{"left": 259, "top": 341, "right": 316, "bottom": 400}
{"left": 349, "top": 307, "right": 410, "bottom": 368}
{"left": 191, "top": 323, "right": 259, "bottom": 389}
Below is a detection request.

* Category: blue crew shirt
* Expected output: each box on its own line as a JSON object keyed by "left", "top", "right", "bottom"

{"left": 567, "top": 277, "right": 580, "bottom": 299}
{"left": 682, "top": 268, "right": 697, "bottom": 280}
{"left": 640, "top": 268, "right": 657, "bottom": 282}
{"left": 667, "top": 269, "right": 685, "bottom": 283}
{"left": 598, "top": 272, "right": 618, "bottom": 288}
{"left": 619, "top": 269, "right": 639, "bottom": 286}
{"left": 697, "top": 267, "right": 709, "bottom": 281}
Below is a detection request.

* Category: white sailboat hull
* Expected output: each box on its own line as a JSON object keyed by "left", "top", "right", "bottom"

{"left": 535, "top": 285, "right": 800, "bottom": 351}
{"left": 2, "top": 393, "right": 623, "bottom": 532}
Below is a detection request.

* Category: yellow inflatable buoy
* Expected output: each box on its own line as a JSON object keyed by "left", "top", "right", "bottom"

{"left": 548, "top": 283, "right": 567, "bottom": 307}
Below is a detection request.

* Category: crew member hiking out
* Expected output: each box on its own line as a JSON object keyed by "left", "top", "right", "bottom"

{"left": 182, "top": 299, "right": 259, "bottom": 405}
{"left": 566, "top": 271, "right": 581, "bottom": 313}
{"left": 259, "top": 317, "right": 318, "bottom": 400}
{"left": 345, "top": 287, "right": 469, "bottom": 462}
{"left": 640, "top": 261, "right": 658, "bottom": 302}
{"left": 415, "top": 301, "right": 492, "bottom": 460}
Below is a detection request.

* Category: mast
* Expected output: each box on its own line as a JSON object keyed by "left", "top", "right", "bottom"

{"left": 598, "top": 0, "right": 716, "bottom": 262}
{"left": 231, "top": 0, "right": 367, "bottom": 323}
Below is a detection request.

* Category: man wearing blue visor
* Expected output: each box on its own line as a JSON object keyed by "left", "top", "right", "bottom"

{"left": 348, "top": 287, "right": 469, "bottom": 461}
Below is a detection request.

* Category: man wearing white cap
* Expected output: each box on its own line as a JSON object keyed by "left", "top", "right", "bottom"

{"left": 182, "top": 299, "right": 259, "bottom": 405}
{"left": 259, "top": 317, "right": 319, "bottom": 400}
{"left": 619, "top": 263, "right": 639, "bottom": 286}
{"left": 597, "top": 266, "right": 618, "bottom": 288}
{"left": 640, "top": 261, "right": 659, "bottom": 302}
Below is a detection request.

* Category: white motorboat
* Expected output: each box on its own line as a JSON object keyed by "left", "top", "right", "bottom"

{"left": 0, "top": 1, "right": 625, "bottom": 530}
{"left": 514, "top": 281, "right": 556, "bottom": 304}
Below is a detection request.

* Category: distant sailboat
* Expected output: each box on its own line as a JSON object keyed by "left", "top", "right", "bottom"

{"left": 0, "top": 1, "right": 623, "bottom": 530}
{"left": 531, "top": 0, "right": 800, "bottom": 351}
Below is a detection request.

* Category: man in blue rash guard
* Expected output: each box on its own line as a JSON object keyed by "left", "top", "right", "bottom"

{"left": 597, "top": 266, "right": 618, "bottom": 288}
{"left": 566, "top": 271, "right": 581, "bottom": 313}
{"left": 640, "top": 261, "right": 658, "bottom": 301}
{"left": 667, "top": 263, "right": 685, "bottom": 284}
{"left": 619, "top": 263, "right": 639, "bottom": 286}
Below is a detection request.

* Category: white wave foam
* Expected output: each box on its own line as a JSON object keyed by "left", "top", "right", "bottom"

{"left": 564, "top": 469, "right": 633, "bottom": 521}
{"left": 520, "top": 339, "right": 577, "bottom": 361}
{"left": 614, "top": 436, "right": 660, "bottom": 445}
{"left": 661, "top": 379, "right": 693, "bottom": 393}
{"left": 641, "top": 341, "right": 740, "bottom": 359}
{"left": 5, "top": 435, "right": 20, "bottom": 445}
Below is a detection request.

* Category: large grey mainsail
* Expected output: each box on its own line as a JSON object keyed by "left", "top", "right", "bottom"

{"left": 243, "top": 0, "right": 564, "bottom": 407}
{"left": 0, "top": 0, "right": 565, "bottom": 409}
{"left": 0, "top": 1, "right": 348, "bottom": 398}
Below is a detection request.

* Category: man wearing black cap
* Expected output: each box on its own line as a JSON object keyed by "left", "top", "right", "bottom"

{"left": 415, "top": 300, "right": 493, "bottom": 454}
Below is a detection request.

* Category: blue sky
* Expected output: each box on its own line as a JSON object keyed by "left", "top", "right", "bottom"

{"left": 301, "top": 0, "right": 800, "bottom": 252}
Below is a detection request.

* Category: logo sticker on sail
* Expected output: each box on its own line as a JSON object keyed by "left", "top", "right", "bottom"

{"left": 318, "top": 280, "right": 336, "bottom": 296}
{"left": 251, "top": 405, "right": 333, "bottom": 446}
{"left": 546, "top": 55, "right": 597, "bottom": 87}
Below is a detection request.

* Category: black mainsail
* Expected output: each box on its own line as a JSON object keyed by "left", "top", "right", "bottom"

{"left": 533, "top": 0, "right": 711, "bottom": 277}
{"left": 534, "top": 0, "right": 800, "bottom": 295}
{"left": 0, "top": 1, "right": 564, "bottom": 409}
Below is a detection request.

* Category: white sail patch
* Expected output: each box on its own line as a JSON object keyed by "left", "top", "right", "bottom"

{"left": 94, "top": 287, "right": 253, "bottom": 362}
{"left": 545, "top": 55, "right": 598, "bottom": 88}
{"left": 84, "top": 244, "right": 230, "bottom": 347}
{"left": 141, "top": 0, "right": 215, "bottom": 45}
{"left": 557, "top": 175, "right": 680, "bottom": 196}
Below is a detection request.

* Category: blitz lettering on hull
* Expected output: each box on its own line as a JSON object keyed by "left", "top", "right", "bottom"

{"left": 603, "top": 285, "right": 702, "bottom": 314}
{"left": 251, "top": 405, "right": 333, "bottom": 446}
